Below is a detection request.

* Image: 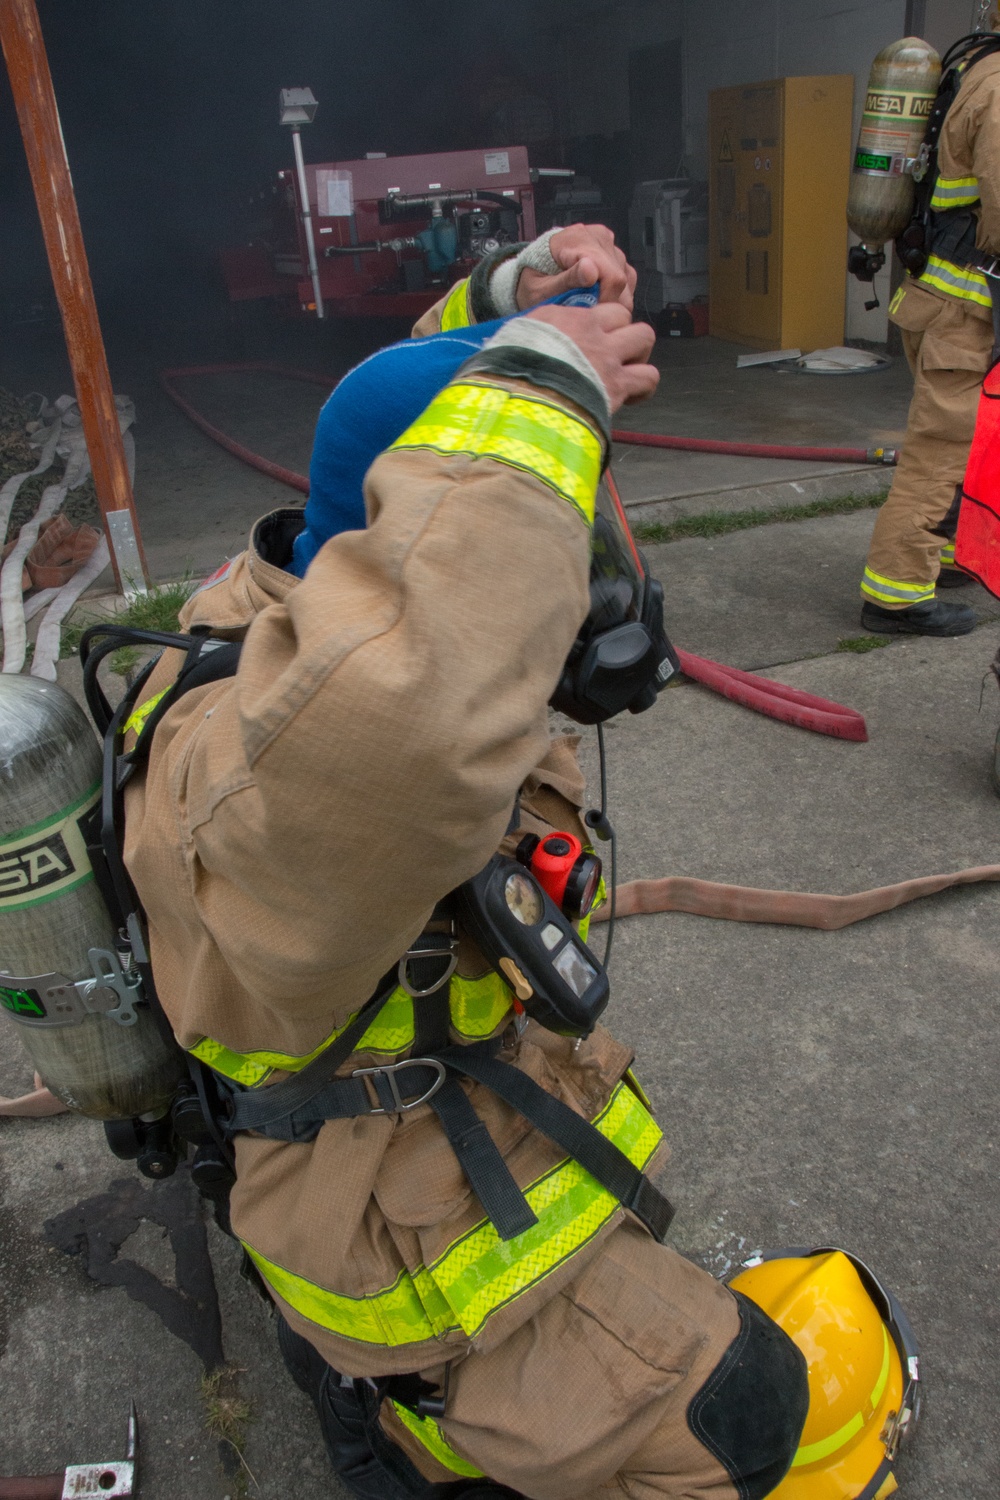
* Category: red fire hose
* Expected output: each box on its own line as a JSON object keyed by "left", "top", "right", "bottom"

{"left": 675, "top": 650, "right": 867, "bottom": 741}
{"left": 159, "top": 363, "right": 871, "bottom": 742}
{"left": 160, "top": 362, "right": 335, "bottom": 494}
{"left": 609, "top": 429, "right": 898, "bottom": 467}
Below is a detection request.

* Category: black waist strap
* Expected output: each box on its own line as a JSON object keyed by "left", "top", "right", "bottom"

{"left": 436, "top": 1045, "right": 674, "bottom": 1243}
{"left": 223, "top": 1034, "right": 672, "bottom": 1245}
{"left": 927, "top": 209, "right": 1000, "bottom": 360}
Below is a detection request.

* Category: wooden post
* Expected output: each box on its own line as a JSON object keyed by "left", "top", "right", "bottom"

{"left": 0, "top": 0, "right": 149, "bottom": 592}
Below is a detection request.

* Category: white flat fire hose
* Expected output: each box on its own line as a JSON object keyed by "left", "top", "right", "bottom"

{"left": 0, "top": 395, "right": 134, "bottom": 676}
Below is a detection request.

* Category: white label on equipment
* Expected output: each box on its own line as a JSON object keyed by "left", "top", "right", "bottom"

{"left": 316, "top": 168, "right": 353, "bottom": 217}
{"left": 484, "top": 151, "right": 510, "bottom": 176}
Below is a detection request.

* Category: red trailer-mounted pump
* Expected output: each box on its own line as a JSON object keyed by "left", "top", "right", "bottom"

{"left": 221, "top": 144, "right": 552, "bottom": 320}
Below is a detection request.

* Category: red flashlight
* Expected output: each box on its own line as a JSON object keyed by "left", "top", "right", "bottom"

{"left": 515, "top": 831, "right": 602, "bottom": 922}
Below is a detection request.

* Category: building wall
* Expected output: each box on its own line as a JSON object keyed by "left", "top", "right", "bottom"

{"left": 922, "top": 0, "right": 978, "bottom": 53}
{"left": 682, "top": 0, "right": 908, "bottom": 340}
{"left": 549, "top": 0, "right": 683, "bottom": 142}
{"left": 551, "top": 0, "right": 944, "bottom": 342}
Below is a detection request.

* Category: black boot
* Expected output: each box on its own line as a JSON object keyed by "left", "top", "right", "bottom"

{"left": 861, "top": 598, "right": 976, "bottom": 636}
{"left": 936, "top": 566, "right": 975, "bottom": 588}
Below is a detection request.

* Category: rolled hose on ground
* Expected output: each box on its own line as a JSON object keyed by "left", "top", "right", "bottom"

{"left": 675, "top": 650, "right": 868, "bottom": 742}
{"left": 159, "top": 362, "right": 870, "bottom": 740}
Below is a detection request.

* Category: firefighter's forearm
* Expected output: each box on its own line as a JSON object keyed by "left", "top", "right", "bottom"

{"left": 181, "top": 387, "right": 601, "bottom": 1005}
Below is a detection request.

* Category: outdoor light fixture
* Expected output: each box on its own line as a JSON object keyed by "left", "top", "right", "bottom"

{"left": 279, "top": 87, "right": 318, "bottom": 127}
{"left": 279, "top": 87, "right": 324, "bottom": 318}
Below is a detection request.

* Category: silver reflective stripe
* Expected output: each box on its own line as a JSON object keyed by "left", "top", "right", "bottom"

{"left": 861, "top": 568, "right": 935, "bottom": 605}
{"left": 930, "top": 175, "right": 980, "bottom": 209}
{"left": 917, "top": 255, "right": 992, "bottom": 308}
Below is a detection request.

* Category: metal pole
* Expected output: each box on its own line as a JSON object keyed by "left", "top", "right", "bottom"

{"left": 0, "top": 0, "right": 149, "bottom": 592}
{"left": 291, "top": 125, "right": 325, "bottom": 319}
{"left": 905, "top": 0, "right": 928, "bottom": 35}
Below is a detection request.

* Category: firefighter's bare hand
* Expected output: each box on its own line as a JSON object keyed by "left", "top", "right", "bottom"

{"left": 516, "top": 224, "right": 637, "bottom": 312}
{"left": 525, "top": 303, "right": 658, "bottom": 412}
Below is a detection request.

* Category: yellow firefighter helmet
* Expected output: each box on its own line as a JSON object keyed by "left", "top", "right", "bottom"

{"left": 730, "top": 1248, "right": 920, "bottom": 1500}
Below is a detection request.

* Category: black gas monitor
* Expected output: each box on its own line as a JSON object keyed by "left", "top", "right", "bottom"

{"left": 456, "top": 855, "right": 609, "bottom": 1038}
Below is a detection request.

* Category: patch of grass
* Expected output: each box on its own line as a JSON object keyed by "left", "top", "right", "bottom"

{"left": 61, "top": 576, "right": 194, "bottom": 660}
{"left": 632, "top": 490, "right": 888, "bottom": 545}
{"left": 836, "top": 634, "right": 891, "bottom": 653}
{"left": 202, "top": 1365, "right": 254, "bottom": 1496}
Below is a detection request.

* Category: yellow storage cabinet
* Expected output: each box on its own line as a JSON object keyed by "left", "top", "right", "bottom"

{"left": 709, "top": 75, "right": 854, "bottom": 351}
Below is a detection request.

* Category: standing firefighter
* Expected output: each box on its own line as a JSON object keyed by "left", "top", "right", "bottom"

{"left": 4, "top": 228, "right": 917, "bottom": 1498}
{"left": 860, "top": 7, "right": 1000, "bottom": 635}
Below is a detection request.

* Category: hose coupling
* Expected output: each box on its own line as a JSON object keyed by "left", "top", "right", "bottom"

{"left": 867, "top": 447, "right": 899, "bottom": 465}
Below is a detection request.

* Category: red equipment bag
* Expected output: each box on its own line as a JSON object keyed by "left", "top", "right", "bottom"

{"left": 955, "top": 359, "right": 1000, "bottom": 597}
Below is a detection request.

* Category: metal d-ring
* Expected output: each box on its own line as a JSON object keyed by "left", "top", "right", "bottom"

{"left": 352, "top": 1057, "right": 448, "bottom": 1114}
{"left": 397, "top": 937, "right": 459, "bottom": 998}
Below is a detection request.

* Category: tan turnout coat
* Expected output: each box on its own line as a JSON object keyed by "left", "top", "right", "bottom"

{"left": 122, "top": 306, "right": 741, "bottom": 1497}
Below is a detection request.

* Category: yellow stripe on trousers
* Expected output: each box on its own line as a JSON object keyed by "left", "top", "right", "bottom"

{"left": 391, "top": 1403, "right": 486, "bottom": 1478}
{"left": 861, "top": 567, "right": 935, "bottom": 606}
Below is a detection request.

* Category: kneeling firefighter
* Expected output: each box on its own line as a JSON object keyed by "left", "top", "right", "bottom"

{"left": 0, "top": 229, "right": 919, "bottom": 1497}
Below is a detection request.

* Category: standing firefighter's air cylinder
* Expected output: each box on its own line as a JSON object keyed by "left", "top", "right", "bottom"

{"left": 847, "top": 37, "right": 941, "bottom": 284}
{"left": 0, "top": 676, "right": 184, "bottom": 1119}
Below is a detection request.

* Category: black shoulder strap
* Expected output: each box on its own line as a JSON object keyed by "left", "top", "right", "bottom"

{"left": 75, "top": 623, "right": 245, "bottom": 1052}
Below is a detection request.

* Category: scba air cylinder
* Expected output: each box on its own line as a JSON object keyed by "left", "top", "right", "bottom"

{"left": 848, "top": 37, "right": 941, "bottom": 254}
{"left": 0, "top": 675, "right": 184, "bottom": 1119}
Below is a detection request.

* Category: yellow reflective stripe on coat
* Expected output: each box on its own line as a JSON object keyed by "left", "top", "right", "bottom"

{"left": 389, "top": 381, "right": 602, "bottom": 525}
{"left": 242, "top": 1080, "right": 662, "bottom": 1347}
{"left": 939, "top": 540, "right": 956, "bottom": 566}
{"left": 390, "top": 1404, "right": 485, "bottom": 1478}
{"left": 190, "top": 987, "right": 419, "bottom": 1085}
{"left": 189, "top": 1036, "right": 275, "bottom": 1087}
{"left": 189, "top": 974, "right": 513, "bottom": 1085}
{"left": 449, "top": 971, "right": 513, "bottom": 1039}
{"left": 860, "top": 567, "right": 935, "bottom": 606}
{"left": 917, "top": 254, "right": 992, "bottom": 309}
{"left": 439, "top": 279, "right": 472, "bottom": 331}
{"left": 930, "top": 175, "right": 980, "bottom": 210}
{"left": 124, "top": 688, "right": 169, "bottom": 739}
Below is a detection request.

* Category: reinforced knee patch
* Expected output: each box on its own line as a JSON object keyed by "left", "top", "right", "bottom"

{"left": 687, "top": 1291, "right": 809, "bottom": 1500}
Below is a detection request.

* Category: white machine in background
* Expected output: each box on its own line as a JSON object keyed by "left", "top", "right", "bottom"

{"left": 628, "top": 178, "right": 709, "bottom": 316}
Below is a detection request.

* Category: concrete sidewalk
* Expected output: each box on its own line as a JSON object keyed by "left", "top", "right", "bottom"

{"left": 613, "top": 333, "right": 912, "bottom": 522}
{"left": 4, "top": 416, "right": 999, "bottom": 1495}
{"left": 1, "top": 324, "right": 913, "bottom": 582}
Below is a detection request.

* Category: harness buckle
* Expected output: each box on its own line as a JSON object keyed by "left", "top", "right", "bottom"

{"left": 397, "top": 934, "right": 459, "bottom": 997}
{"left": 352, "top": 1057, "right": 447, "bottom": 1114}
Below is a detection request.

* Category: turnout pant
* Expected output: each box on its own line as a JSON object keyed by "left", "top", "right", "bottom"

{"left": 862, "top": 285, "right": 993, "bottom": 608}
{"left": 277, "top": 1224, "right": 808, "bottom": 1500}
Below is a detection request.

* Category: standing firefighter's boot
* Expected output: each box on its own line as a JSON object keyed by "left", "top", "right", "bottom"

{"left": 936, "top": 565, "right": 975, "bottom": 587}
{"left": 861, "top": 598, "right": 976, "bottom": 636}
